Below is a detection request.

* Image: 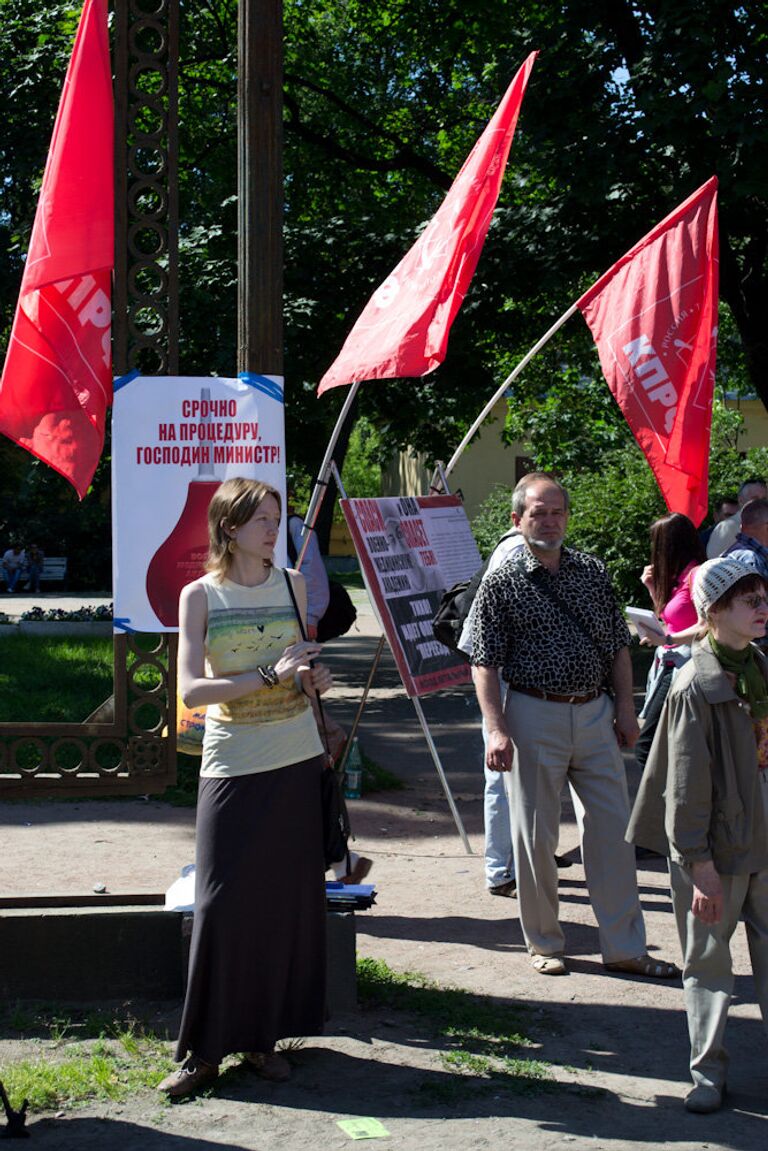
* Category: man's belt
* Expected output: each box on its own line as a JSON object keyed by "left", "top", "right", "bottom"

{"left": 509, "top": 685, "right": 602, "bottom": 705}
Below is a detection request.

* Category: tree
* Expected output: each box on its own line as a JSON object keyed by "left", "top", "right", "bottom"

{"left": 1, "top": 0, "right": 766, "bottom": 557}
{"left": 472, "top": 399, "right": 768, "bottom": 607}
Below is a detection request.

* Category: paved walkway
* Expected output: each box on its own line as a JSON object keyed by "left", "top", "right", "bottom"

{"left": 1, "top": 589, "right": 766, "bottom": 1148}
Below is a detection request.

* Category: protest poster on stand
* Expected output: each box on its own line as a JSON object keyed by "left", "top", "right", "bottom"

{"left": 341, "top": 494, "right": 481, "bottom": 696}
{"left": 112, "top": 374, "right": 285, "bottom": 632}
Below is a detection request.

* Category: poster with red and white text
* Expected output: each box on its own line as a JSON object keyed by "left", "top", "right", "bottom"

{"left": 341, "top": 495, "right": 481, "bottom": 696}
{"left": 112, "top": 374, "right": 285, "bottom": 632}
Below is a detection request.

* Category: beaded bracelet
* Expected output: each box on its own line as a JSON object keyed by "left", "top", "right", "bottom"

{"left": 257, "top": 664, "right": 280, "bottom": 688}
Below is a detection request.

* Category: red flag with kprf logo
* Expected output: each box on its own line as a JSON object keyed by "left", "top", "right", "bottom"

{"left": 0, "top": 0, "right": 113, "bottom": 500}
{"left": 577, "top": 178, "right": 718, "bottom": 527}
{"left": 318, "top": 53, "right": 537, "bottom": 395}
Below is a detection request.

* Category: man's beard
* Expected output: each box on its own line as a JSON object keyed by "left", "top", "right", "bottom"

{"left": 527, "top": 535, "right": 564, "bottom": 551}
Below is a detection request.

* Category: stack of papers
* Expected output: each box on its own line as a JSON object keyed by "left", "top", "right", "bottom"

{"left": 625, "top": 605, "right": 666, "bottom": 642}
{"left": 326, "top": 882, "right": 377, "bottom": 911}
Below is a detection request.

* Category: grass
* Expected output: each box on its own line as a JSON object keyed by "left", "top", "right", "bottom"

{"left": 0, "top": 962, "right": 566, "bottom": 1113}
{"left": 0, "top": 636, "right": 114, "bottom": 723}
{"left": 0, "top": 1007, "right": 177, "bottom": 1111}
{"left": 0, "top": 629, "right": 403, "bottom": 803}
{"left": 357, "top": 957, "right": 555, "bottom": 1102}
{"left": 360, "top": 748, "right": 404, "bottom": 794}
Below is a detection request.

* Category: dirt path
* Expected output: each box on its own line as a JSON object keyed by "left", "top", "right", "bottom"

{"left": 1, "top": 606, "right": 766, "bottom": 1148}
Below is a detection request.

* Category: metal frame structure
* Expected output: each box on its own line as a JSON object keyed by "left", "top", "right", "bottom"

{"left": 0, "top": 0, "right": 180, "bottom": 798}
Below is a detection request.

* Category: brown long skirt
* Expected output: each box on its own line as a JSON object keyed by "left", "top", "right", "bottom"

{"left": 174, "top": 755, "right": 327, "bottom": 1065}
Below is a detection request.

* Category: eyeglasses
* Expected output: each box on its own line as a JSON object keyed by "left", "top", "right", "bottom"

{"left": 735, "top": 594, "right": 768, "bottom": 610}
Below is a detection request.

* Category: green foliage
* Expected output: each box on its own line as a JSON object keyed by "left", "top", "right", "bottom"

{"left": 706, "top": 400, "right": 768, "bottom": 502}
{"left": 472, "top": 398, "right": 768, "bottom": 607}
{"left": 471, "top": 485, "right": 515, "bottom": 559}
{"left": 1, "top": 1, "right": 767, "bottom": 575}
{"left": 340, "top": 416, "right": 384, "bottom": 498}
{"left": 564, "top": 450, "right": 667, "bottom": 607}
{"left": 503, "top": 355, "right": 632, "bottom": 474}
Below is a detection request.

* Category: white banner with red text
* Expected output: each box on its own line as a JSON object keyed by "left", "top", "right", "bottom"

{"left": 112, "top": 373, "right": 285, "bottom": 632}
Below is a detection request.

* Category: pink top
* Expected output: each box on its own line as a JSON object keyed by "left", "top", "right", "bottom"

{"left": 661, "top": 560, "right": 700, "bottom": 635}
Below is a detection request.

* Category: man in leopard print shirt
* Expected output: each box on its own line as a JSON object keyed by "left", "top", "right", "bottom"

{"left": 471, "top": 472, "right": 678, "bottom": 981}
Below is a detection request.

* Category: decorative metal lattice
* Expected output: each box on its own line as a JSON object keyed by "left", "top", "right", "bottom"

{"left": 0, "top": 636, "right": 177, "bottom": 797}
{"left": 114, "top": 0, "right": 179, "bottom": 377}
{"left": 0, "top": 0, "right": 180, "bottom": 798}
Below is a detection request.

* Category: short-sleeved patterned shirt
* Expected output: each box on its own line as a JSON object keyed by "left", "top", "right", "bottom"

{"left": 471, "top": 545, "right": 630, "bottom": 695}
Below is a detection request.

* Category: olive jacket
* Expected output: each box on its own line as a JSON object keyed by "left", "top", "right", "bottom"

{"left": 627, "top": 638, "right": 768, "bottom": 875}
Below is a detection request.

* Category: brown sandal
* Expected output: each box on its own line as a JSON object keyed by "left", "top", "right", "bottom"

{"left": 604, "top": 954, "right": 680, "bottom": 979}
{"left": 157, "top": 1055, "right": 219, "bottom": 1097}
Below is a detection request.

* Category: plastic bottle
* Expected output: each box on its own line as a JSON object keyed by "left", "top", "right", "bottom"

{"left": 344, "top": 737, "right": 363, "bottom": 799}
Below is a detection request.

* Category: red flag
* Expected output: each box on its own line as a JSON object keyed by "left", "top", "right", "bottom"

{"left": 577, "top": 177, "right": 719, "bottom": 527}
{"left": 0, "top": 0, "right": 113, "bottom": 499}
{"left": 318, "top": 53, "right": 537, "bottom": 395}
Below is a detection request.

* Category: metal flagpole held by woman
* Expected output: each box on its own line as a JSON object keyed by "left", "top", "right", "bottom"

{"left": 294, "top": 381, "right": 362, "bottom": 573}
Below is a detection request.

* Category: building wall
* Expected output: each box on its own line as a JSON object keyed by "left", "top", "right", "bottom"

{"left": 376, "top": 394, "right": 768, "bottom": 541}
{"left": 381, "top": 397, "right": 528, "bottom": 522}
{"left": 725, "top": 396, "right": 768, "bottom": 451}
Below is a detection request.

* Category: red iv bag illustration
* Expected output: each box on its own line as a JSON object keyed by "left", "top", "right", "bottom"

{"left": 146, "top": 388, "right": 220, "bottom": 626}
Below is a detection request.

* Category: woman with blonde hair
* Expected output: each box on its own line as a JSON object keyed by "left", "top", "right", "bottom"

{"left": 159, "top": 477, "right": 332, "bottom": 1097}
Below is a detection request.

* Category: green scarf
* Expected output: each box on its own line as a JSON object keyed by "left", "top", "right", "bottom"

{"left": 708, "top": 634, "right": 768, "bottom": 719}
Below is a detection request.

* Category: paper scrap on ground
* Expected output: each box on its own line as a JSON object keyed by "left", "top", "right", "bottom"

{"left": 337, "top": 1117, "right": 391, "bottom": 1139}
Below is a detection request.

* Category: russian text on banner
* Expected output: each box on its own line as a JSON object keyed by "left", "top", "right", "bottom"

{"left": 318, "top": 53, "right": 537, "bottom": 395}
{"left": 576, "top": 177, "right": 719, "bottom": 527}
{"left": 112, "top": 375, "right": 286, "bottom": 632}
{"left": 0, "top": 0, "right": 113, "bottom": 499}
{"left": 341, "top": 495, "right": 481, "bottom": 697}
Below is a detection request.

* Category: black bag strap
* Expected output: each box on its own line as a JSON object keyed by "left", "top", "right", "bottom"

{"left": 282, "top": 568, "right": 332, "bottom": 758}
{"left": 462, "top": 530, "right": 521, "bottom": 607}
{"left": 513, "top": 556, "right": 612, "bottom": 681}
{"left": 284, "top": 570, "right": 351, "bottom": 869}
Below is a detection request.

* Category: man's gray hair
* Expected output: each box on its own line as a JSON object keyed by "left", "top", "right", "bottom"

{"left": 740, "top": 497, "right": 768, "bottom": 530}
{"left": 512, "top": 472, "right": 570, "bottom": 518}
{"left": 738, "top": 478, "right": 767, "bottom": 504}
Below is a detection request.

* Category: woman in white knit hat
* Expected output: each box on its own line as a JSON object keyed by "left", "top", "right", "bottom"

{"left": 628, "top": 556, "right": 768, "bottom": 1114}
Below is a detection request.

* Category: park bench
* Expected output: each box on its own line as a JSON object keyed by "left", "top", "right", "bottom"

{"left": 39, "top": 557, "right": 68, "bottom": 584}
{"left": 19, "top": 556, "right": 68, "bottom": 589}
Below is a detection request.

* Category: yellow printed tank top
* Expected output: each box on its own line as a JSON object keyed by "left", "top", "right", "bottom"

{"left": 199, "top": 567, "right": 323, "bottom": 777}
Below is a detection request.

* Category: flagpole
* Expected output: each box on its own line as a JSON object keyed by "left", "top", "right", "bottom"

{"left": 444, "top": 301, "right": 580, "bottom": 478}
{"left": 295, "top": 380, "right": 362, "bottom": 568}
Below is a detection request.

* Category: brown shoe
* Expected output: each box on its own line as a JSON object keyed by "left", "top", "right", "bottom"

{"left": 157, "top": 1054, "right": 219, "bottom": 1097}
{"left": 245, "top": 1050, "right": 291, "bottom": 1082}
{"left": 340, "top": 856, "right": 373, "bottom": 885}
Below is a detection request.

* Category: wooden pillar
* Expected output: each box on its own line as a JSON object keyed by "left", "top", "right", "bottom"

{"left": 237, "top": 0, "right": 284, "bottom": 375}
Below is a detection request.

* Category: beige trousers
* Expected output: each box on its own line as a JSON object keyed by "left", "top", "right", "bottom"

{"left": 505, "top": 690, "right": 646, "bottom": 963}
{"left": 670, "top": 786, "right": 768, "bottom": 1090}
